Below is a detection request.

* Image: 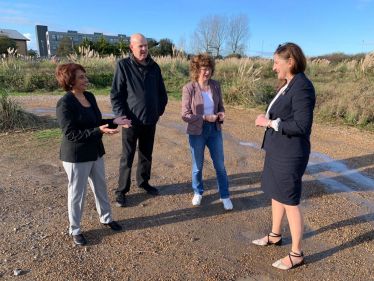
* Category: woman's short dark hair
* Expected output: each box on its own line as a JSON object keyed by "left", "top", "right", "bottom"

{"left": 275, "top": 43, "right": 306, "bottom": 89}
{"left": 189, "top": 53, "right": 215, "bottom": 82}
{"left": 55, "top": 63, "right": 86, "bottom": 91}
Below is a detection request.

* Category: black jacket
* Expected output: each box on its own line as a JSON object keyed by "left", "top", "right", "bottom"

{"left": 110, "top": 53, "right": 168, "bottom": 125}
{"left": 262, "top": 72, "right": 316, "bottom": 158}
{"left": 56, "top": 91, "right": 117, "bottom": 163}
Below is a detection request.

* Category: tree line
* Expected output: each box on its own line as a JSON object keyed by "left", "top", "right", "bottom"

{"left": 56, "top": 35, "right": 175, "bottom": 57}
{"left": 189, "top": 13, "right": 251, "bottom": 58}
{"left": 1, "top": 12, "right": 250, "bottom": 58}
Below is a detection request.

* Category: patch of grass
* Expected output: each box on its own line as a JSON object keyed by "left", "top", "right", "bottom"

{"left": 34, "top": 128, "right": 61, "bottom": 140}
{"left": 32, "top": 128, "right": 61, "bottom": 146}
{"left": 167, "top": 89, "right": 182, "bottom": 101}
{"left": 90, "top": 87, "right": 111, "bottom": 95}
{"left": 7, "top": 89, "right": 65, "bottom": 96}
{"left": 8, "top": 88, "right": 111, "bottom": 96}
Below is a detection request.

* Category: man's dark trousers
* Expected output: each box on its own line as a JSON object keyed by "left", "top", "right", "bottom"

{"left": 116, "top": 124, "right": 156, "bottom": 196}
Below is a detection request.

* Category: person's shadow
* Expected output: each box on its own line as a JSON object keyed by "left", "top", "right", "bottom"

{"left": 85, "top": 152, "right": 374, "bottom": 255}
{"left": 304, "top": 213, "right": 374, "bottom": 263}
{"left": 84, "top": 170, "right": 266, "bottom": 244}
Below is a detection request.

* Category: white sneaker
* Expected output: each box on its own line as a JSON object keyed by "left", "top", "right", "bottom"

{"left": 192, "top": 194, "right": 202, "bottom": 206}
{"left": 220, "top": 198, "right": 233, "bottom": 210}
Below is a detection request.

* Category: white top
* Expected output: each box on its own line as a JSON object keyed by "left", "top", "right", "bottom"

{"left": 265, "top": 84, "right": 288, "bottom": 132}
{"left": 202, "top": 90, "right": 214, "bottom": 114}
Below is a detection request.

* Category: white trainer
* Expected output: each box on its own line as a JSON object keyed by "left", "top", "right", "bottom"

{"left": 220, "top": 198, "right": 233, "bottom": 210}
{"left": 192, "top": 194, "right": 202, "bottom": 206}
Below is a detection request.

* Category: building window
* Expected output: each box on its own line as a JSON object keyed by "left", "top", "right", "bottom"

{"left": 51, "top": 34, "right": 57, "bottom": 41}
{"left": 74, "top": 36, "right": 79, "bottom": 42}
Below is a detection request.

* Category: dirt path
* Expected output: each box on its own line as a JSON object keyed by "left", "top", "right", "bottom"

{"left": 1, "top": 96, "right": 373, "bottom": 280}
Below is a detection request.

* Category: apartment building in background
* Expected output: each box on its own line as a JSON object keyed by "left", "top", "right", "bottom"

{"left": 35, "top": 25, "right": 141, "bottom": 57}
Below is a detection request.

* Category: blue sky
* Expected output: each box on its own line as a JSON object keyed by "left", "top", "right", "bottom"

{"left": 1, "top": 0, "right": 373, "bottom": 57}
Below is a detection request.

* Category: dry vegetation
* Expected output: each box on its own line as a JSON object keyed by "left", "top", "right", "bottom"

{"left": 1, "top": 50, "right": 374, "bottom": 130}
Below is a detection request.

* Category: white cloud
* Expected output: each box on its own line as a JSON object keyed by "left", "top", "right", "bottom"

{"left": 78, "top": 27, "right": 119, "bottom": 36}
{"left": 0, "top": 16, "right": 39, "bottom": 25}
{"left": 356, "top": 0, "right": 373, "bottom": 9}
{"left": 23, "top": 32, "right": 36, "bottom": 50}
{"left": 14, "top": 3, "right": 41, "bottom": 9}
{"left": 0, "top": 8, "right": 22, "bottom": 15}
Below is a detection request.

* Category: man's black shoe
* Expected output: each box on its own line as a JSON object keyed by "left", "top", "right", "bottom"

{"left": 102, "top": 220, "right": 122, "bottom": 231}
{"left": 115, "top": 194, "right": 126, "bottom": 207}
{"left": 73, "top": 234, "right": 87, "bottom": 246}
{"left": 137, "top": 184, "right": 159, "bottom": 195}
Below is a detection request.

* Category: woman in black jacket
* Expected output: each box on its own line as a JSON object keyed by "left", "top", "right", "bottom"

{"left": 56, "top": 63, "right": 131, "bottom": 245}
{"left": 252, "top": 43, "right": 315, "bottom": 270}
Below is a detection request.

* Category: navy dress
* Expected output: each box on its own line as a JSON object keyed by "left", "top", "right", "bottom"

{"left": 260, "top": 72, "right": 315, "bottom": 206}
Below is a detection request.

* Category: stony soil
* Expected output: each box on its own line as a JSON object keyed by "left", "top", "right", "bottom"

{"left": 0, "top": 96, "right": 373, "bottom": 280}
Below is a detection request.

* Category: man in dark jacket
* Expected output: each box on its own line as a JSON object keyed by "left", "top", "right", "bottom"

{"left": 111, "top": 33, "right": 168, "bottom": 207}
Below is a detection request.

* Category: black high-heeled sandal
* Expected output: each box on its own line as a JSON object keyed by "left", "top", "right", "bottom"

{"left": 252, "top": 232, "right": 282, "bottom": 246}
{"left": 272, "top": 251, "right": 305, "bottom": 270}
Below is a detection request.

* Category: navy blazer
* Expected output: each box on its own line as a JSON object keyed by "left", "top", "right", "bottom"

{"left": 262, "top": 72, "right": 316, "bottom": 158}
{"left": 56, "top": 91, "right": 117, "bottom": 163}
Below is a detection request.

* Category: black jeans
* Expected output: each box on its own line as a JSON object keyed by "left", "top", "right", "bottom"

{"left": 116, "top": 124, "right": 156, "bottom": 196}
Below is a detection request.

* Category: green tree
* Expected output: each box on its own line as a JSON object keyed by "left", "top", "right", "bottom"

{"left": 56, "top": 36, "right": 74, "bottom": 57}
{"left": 0, "top": 35, "right": 17, "bottom": 54}
{"left": 27, "top": 49, "right": 37, "bottom": 56}
{"left": 159, "top": 38, "right": 174, "bottom": 56}
{"left": 148, "top": 46, "right": 161, "bottom": 57}
{"left": 79, "top": 38, "right": 94, "bottom": 49}
{"left": 114, "top": 36, "right": 129, "bottom": 56}
{"left": 76, "top": 38, "right": 95, "bottom": 55}
{"left": 148, "top": 38, "right": 174, "bottom": 57}
{"left": 93, "top": 35, "right": 113, "bottom": 55}
{"left": 147, "top": 39, "right": 159, "bottom": 49}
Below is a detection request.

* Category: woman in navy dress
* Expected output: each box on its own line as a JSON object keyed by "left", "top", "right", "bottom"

{"left": 252, "top": 43, "right": 315, "bottom": 270}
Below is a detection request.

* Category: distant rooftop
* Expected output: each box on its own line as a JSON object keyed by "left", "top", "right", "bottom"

{"left": 0, "top": 29, "right": 30, "bottom": 41}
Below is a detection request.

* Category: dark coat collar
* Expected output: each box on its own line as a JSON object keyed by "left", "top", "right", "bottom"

{"left": 267, "top": 72, "right": 305, "bottom": 113}
{"left": 66, "top": 91, "right": 101, "bottom": 125}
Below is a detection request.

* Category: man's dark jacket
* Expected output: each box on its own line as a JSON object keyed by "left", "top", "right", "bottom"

{"left": 110, "top": 53, "right": 168, "bottom": 125}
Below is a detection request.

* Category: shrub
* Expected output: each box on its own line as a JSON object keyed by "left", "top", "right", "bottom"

{"left": 221, "top": 59, "right": 263, "bottom": 107}
{"left": 0, "top": 91, "right": 42, "bottom": 132}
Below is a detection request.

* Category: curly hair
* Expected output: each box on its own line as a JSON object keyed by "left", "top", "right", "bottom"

{"left": 275, "top": 43, "right": 306, "bottom": 90}
{"left": 189, "top": 53, "right": 215, "bottom": 82}
{"left": 55, "top": 63, "right": 86, "bottom": 91}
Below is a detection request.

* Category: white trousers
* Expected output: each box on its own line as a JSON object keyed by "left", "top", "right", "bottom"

{"left": 63, "top": 157, "right": 113, "bottom": 235}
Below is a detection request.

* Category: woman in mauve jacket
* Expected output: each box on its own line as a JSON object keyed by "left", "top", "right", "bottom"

{"left": 182, "top": 53, "right": 233, "bottom": 211}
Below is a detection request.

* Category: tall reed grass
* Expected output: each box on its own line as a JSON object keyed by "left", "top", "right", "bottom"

{"left": 1, "top": 49, "right": 374, "bottom": 128}
{"left": 0, "top": 91, "right": 44, "bottom": 132}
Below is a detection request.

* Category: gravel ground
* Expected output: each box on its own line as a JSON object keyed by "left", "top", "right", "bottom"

{"left": 0, "top": 96, "right": 373, "bottom": 280}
